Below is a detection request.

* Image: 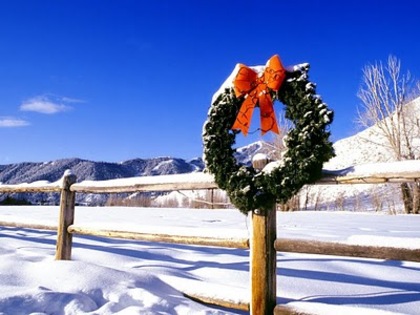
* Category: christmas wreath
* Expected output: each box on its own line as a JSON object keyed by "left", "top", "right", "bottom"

{"left": 202, "top": 55, "right": 335, "bottom": 214}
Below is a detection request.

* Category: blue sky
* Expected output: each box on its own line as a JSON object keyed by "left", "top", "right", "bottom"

{"left": 1, "top": 0, "right": 420, "bottom": 164}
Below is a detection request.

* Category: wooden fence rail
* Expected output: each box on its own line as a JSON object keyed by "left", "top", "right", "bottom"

{"left": 1, "top": 160, "right": 420, "bottom": 315}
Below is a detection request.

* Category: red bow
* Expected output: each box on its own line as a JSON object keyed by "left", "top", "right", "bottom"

{"left": 232, "top": 55, "right": 286, "bottom": 135}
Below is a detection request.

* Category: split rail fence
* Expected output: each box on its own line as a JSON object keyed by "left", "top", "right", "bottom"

{"left": 1, "top": 161, "right": 420, "bottom": 315}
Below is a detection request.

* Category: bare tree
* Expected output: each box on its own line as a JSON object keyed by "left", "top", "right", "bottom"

{"left": 357, "top": 55, "right": 420, "bottom": 213}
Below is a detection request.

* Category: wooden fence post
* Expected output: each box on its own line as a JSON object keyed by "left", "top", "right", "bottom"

{"left": 55, "top": 170, "right": 77, "bottom": 260}
{"left": 250, "top": 155, "right": 277, "bottom": 315}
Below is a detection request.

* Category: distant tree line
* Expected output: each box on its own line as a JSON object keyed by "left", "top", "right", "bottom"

{"left": 0, "top": 196, "right": 32, "bottom": 206}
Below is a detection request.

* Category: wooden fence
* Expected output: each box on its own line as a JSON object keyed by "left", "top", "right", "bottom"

{"left": 1, "top": 161, "right": 420, "bottom": 315}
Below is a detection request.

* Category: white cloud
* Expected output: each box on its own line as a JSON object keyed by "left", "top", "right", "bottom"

{"left": 20, "top": 95, "right": 73, "bottom": 114}
{"left": 0, "top": 117, "right": 30, "bottom": 128}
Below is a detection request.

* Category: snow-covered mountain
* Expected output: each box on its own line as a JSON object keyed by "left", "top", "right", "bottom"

{"left": 326, "top": 96, "right": 420, "bottom": 169}
{"left": 308, "top": 97, "right": 420, "bottom": 212}
{"left": 0, "top": 142, "right": 269, "bottom": 188}
{"left": 0, "top": 157, "right": 204, "bottom": 185}
{"left": 234, "top": 140, "right": 272, "bottom": 165}
{"left": 0, "top": 157, "right": 206, "bottom": 205}
{"left": 0, "top": 147, "right": 257, "bottom": 206}
{"left": 325, "top": 126, "right": 394, "bottom": 170}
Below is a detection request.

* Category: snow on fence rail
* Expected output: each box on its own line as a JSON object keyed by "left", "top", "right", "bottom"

{"left": 2, "top": 161, "right": 420, "bottom": 315}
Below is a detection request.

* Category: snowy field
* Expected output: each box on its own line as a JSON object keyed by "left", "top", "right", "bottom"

{"left": 0, "top": 206, "right": 420, "bottom": 315}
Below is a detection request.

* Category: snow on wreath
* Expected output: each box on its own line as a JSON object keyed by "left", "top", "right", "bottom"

{"left": 202, "top": 55, "right": 335, "bottom": 214}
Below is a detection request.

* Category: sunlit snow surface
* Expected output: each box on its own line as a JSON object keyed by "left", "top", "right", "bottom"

{"left": 1, "top": 207, "right": 420, "bottom": 314}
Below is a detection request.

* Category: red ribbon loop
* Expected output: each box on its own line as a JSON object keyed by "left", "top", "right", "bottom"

{"left": 232, "top": 55, "right": 286, "bottom": 135}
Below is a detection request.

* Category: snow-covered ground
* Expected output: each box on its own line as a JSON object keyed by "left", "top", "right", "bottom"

{"left": 1, "top": 206, "right": 420, "bottom": 314}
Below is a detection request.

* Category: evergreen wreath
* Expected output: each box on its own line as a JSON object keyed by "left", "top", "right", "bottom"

{"left": 203, "top": 62, "right": 335, "bottom": 215}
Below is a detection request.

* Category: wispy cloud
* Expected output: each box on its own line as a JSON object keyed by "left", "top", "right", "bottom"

{"left": 0, "top": 117, "right": 30, "bottom": 128}
{"left": 20, "top": 95, "right": 76, "bottom": 114}
{"left": 61, "top": 96, "right": 86, "bottom": 104}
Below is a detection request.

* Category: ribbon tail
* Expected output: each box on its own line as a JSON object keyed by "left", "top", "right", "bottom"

{"left": 231, "top": 97, "right": 255, "bottom": 136}
{"left": 259, "top": 94, "right": 279, "bottom": 135}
